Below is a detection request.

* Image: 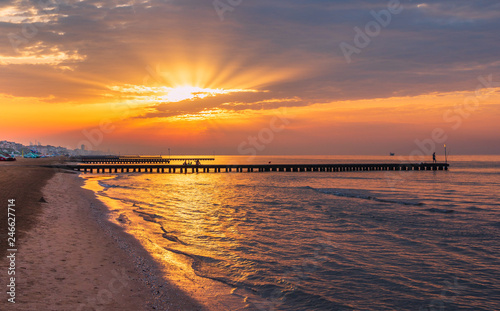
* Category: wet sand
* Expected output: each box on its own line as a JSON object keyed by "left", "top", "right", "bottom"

{"left": 0, "top": 158, "right": 60, "bottom": 258}
{"left": 0, "top": 159, "right": 206, "bottom": 310}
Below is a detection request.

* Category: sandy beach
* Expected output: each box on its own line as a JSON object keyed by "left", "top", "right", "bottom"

{"left": 0, "top": 158, "right": 57, "bottom": 259}
{"left": 0, "top": 160, "right": 206, "bottom": 310}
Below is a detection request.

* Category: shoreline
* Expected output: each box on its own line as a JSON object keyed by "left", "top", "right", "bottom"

{"left": 82, "top": 174, "right": 257, "bottom": 311}
{"left": 1, "top": 169, "right": 206, "bottom": 310}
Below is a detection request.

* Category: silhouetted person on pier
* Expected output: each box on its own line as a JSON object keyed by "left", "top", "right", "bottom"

{"left": 432, "top": 152, "right": 436, "bottom": 163}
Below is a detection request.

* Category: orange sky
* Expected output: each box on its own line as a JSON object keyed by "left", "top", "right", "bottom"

{"left": 1, "top": 1, "right": 499, "bottom": 154}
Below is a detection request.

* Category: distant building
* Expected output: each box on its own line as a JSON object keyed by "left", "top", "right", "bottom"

{"left": 0, "top": 140, "right": 102, "bottom": 157}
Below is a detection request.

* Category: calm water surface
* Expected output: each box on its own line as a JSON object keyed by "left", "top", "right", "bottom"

{"left": 83, "top": 155, "right": 500, "bottom": 310}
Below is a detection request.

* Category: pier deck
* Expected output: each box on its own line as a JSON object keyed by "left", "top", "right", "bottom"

{"left": 52, "top": 163, "right": 449, "bottom": 174}
{"left": 74, "top": 156, "right": 215, "bottom": 164}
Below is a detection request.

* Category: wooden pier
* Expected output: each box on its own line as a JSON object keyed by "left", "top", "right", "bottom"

{"left": 54, "top": 163, "right": 449, "bottom": 174}
{"left": 74, "top": 156, "right": 215, "bottom": 164}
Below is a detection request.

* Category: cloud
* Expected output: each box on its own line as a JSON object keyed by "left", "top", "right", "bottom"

{"left": 0, "top": 0, "right": 499, "bottom": 113}
{"left": 0, "top": 44, "right": 84, "bottom": 67}
{"left": 134, "top": 90, "right": 281, "bottom": 118}
{"left": 110, "top": 84, "right": 261, "bottom": 101}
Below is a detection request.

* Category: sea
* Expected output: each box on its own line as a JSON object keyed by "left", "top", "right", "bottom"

{"left": 81, "top": 155, "right": 500, "bottom": 311}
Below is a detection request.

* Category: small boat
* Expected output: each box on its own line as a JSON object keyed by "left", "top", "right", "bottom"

{"left": 390, "top": 152, "right": 395, "bottom": 156}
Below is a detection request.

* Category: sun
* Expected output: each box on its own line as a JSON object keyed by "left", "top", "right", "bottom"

{"left": 164, "top": 85, "right": 220, "bottom": 102}
{"left": 161, "top": 85, "right": 261, "bottom": 103}
{"left": 109, "top": 84, "right": 260, "bottom": 105}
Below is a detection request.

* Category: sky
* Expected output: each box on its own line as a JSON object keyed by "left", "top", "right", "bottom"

{"left": 1, "top": 0, "right": 499, "bottom": 155}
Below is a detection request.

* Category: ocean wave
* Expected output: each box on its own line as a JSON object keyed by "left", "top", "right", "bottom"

{"left": 163, "top": 247, "right": 221, "bottom": 267}
{"left": 133, "top": 209, "right": 165, "bottom": 223}
{"left": 426, "top": 208, "right": 455, "bottom": 214}
{"left": 306, "top": 187, "right": 425, "bottom": 206}
{"left": 98, "top": 180, "right": 133, "bottom": 190}
{"left": 159, "top": 225, "right": 186, "bottom": 245}
{"left": 162, "top": 246, "right": 351, "bottom": 311}
{"left": 489, "top": 222, "right": 500, "bottom": 228}
{"left": 466, "top": 206, "right": 484, "bottom": 211}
